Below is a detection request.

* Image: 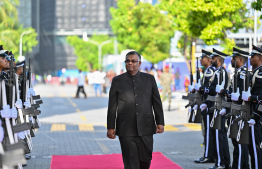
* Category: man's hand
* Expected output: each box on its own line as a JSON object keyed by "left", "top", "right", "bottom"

{"left": 242, "top": 87, "right": 251, "bottom": 101}
{"left": 216, "top": 84, "right": 223, "bottom": 93}
{"left": 194, "top": 79, "right": 201, "bottom": 91}
{"left": 156, "top": 125, "right": 164, "bottom": 133}
{"left": 200, "top": 103, "right": 207, "bottom": 112}
{"left": 188, "top": 85, "right": 194, "bottom": 92}
{"left": 231, "top": 88, "right": 240, "bottom": 101}
{"left": 107, "top": 129, "right": 116, "bottom": 139}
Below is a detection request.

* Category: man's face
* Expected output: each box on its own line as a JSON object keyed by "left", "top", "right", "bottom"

{"left": 0, "top": 57, "right": 8, "bottom": 70}
{"left": 125, "top": 54, "right": 141, "bottom": 73}
{"left": 6, "top": 60, "right": 10, "bottom": 69}
{"left": 250, "top": 54, "right": 261, "bottom": 67}
{"left": 17, "top": 67, "right": 23, "bottom": 75}
{"left": 200, "top": 57, "right": 209, "bottom": 66}
{"left": 231, "top": 56, "right": 238, "bottom": 68}
{"left": 211, "top": 56, "right": 220, "bottom": 68}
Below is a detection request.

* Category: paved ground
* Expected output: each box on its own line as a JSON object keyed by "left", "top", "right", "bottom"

{"left": 23, "top": 84, "right": 234, "bottom": 169}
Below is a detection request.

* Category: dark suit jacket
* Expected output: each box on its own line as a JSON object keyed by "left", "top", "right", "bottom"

{"left": 107, "top": 71, "right": 164, "bottom": 137}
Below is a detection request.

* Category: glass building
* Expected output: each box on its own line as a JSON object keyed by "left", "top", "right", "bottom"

{"left": 18, "top": 0, "right": 117, "bottom": 75}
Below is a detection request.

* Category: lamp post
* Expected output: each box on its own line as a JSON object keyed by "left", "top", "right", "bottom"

{"left": 19, "top": 30, "right": 33, "bottom": 57}
{"left": 83, "top": 34, "right": 112, "bottom": 70}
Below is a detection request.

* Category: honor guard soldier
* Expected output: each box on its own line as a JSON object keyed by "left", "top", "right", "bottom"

{"left": 0, "top": 45, "right": 8, "bottom": 79}
{"left": 242, "top": 45, "right": 262, "bottom": 169}
{"left": 204, "top": 48, "right": 231, "bottom": 169}
{"left": 194, "top": 49, "right": 216, "bottom": 163}
{"left": 220, "top": 47, "right": 250, "bottom": 169}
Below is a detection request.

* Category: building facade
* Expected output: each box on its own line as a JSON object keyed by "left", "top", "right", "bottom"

{"left": 18, "top": 0, "right": 117, "bottom": 75}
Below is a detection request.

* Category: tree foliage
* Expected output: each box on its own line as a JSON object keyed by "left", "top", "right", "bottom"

{"left": 252, "top": 0, "right": 262, "bottom": 19}
{"left": 0, "top": 0, "right": 38, "bottom": 59}
{"left": 110, "top": 0, "right": 174, "bottom": 64}
{"left": 67, "top": 35, "right": 125, "bottom": 71}
{"left": 159, "top": 0, "right": 253, "bottom": 55}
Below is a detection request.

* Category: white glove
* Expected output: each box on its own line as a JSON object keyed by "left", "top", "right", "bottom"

{"left": 194, "top": 79, "right": 201, "bottom": 91}
{"left": 200, "top": 104, "right": 207, "bottom": 112}
{"left": 29, "top": 88, "right": 36, "bottom": 96}
{"left": 24, "top": 100, "right": 31, "bottom": 108}
{"left": 242, "top": 87, "right": 251, "bottom": 101}
{"left": 231, "top": 88, "right": 240, "bottom": 101}
{"left": 193, "top": 105, "right": 198, "bottom": 111}
{"left": 188, "top": 85, "right": 194, "bottom": 92}
{"left": 15, "top": 99, "right": 23, "bottom": 109}
{"left": 216, "top": 84, "right": 223, "bottom": 93}
{"left": 247, "top": 119, "right": 255, "bottom": 126}
{"left": 1, "top": 105, "right": 11, "bottom": 118}
{"left": 219, "top": 108, "right": 226, "bottom": 116}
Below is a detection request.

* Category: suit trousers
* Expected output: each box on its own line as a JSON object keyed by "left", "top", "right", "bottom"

{"left": 212, "top": 115, "right": 230, "bottom": 167}
{"left": 248, "top": 123, "right": 262, "bottom": 169}
{"left": 203, "top": 112, "right": 216, "bottom": 159}
{"left": 75, "top": 86, "right": 86, "bottom": 97}
{"left": 119, "top": 135, "right": 153, "bottom": 169}
{"left": 231, "top": 138, "right": 249, "bottom": 169}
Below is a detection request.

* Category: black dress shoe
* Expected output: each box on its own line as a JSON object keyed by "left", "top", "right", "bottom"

{"left": 225, "top": 165, "right": 231, "bottom": 169}
{"left": 25, "top": 154, "right": 31, "bottom": 160}
{"left": 199, "top": 157, "right": 214, "bottom": 163}
{"left": 194, "top": 156, "right": 204, "bottom": 163}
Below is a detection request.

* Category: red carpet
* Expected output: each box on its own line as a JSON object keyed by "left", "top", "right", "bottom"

{"left": 50, "top": 152, "right": 182, "bottom": 169}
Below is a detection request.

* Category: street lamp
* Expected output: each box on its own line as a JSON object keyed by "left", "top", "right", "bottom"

{"left": 83, "top": 33, "right": 112, "bottom": 70}
{"left": 19, "top": 30, "right": 33, "bottom": 57}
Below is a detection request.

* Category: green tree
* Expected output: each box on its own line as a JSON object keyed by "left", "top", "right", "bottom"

{"left": 0, "top": 0, "right": 38, "bottom": 59}
{"left": 252, "top": 0, "right": 262, "bottom": 19}
{"left": 110, "top": 0, "right": 174, "bottom": 64}
{"left": 67, "top": 35, "right": 125, "bottom": 71}
{"left": 159, "top": 0, "right": 253, "bottom": 55}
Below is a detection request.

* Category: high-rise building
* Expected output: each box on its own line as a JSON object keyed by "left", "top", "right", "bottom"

{"left": 18, "top": 0, "right": 117, "bottom": 75}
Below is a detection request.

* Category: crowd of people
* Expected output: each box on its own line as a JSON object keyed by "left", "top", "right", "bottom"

{"left": 73, "top": 64, "right": 182, "bottom": 100}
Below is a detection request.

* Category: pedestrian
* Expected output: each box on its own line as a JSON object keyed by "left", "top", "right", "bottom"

{"left": 184, "top": 76, "right": 190, "bottom": 92}
{"left": 175, "top": 68, "right": 180, "bottom": 90}
{"left": 75, "top": 69, "right": 87, "bottom": 99}
{"left": 103, "top": 72, "right": 111, "bottom": 94}
{"left": 160, "top": 65, "right": 173, "bottom": 111}
{"left": 92, "top": 69, "right": 106, "bottom": 97}
{"left": 107, "top": 51, "right": 165, "bottom": 169}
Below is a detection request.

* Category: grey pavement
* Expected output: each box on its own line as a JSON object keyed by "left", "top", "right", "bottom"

{"left": 23, "top": 84, "right": 234, "bottom": 169}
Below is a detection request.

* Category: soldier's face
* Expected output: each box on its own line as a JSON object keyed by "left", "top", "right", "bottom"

{"left": 200, "top": 57, "right": 208, "bottom": 66}
{"left": 250, "top": 54, "right": 261, "bottom": 67}
{"left": 231, "top": 56, "right": 238, "bottom": 68}
{"left": 17, "top": 67, "right": 23, "bottom": 75}
{"left": 6, "top": 61, "right": 10, "bottom": 69}
{"left": 0, "top": 57, "right": 8, "bottom": 70}
{"left": 125, "top": 54, "right": 141, "bottom": 73}
{"left": 211, "top": 56, "right": 220, "bottom": 67}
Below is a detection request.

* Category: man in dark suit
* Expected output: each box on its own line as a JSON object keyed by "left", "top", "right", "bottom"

{"left": 107, "top": 51, "right": 165, "bottom": 169}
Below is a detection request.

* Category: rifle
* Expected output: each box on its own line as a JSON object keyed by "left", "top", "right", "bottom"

{"left": 227, "top": 58, "right": 242, "bottom": 139}
{"left": 193, "top": 57, "right": 203, "bottom": 123}
{"left": 208, "top": 58, "right": 225, "bottom": 130}
{"left": 236, "top": 61, "right": 252, "bottom": 144}
{"left": 21, "top": 62, "right": 27, "bottom": 104}
{"left": 182, "top": 61, "right": 197, "bottom": 123}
